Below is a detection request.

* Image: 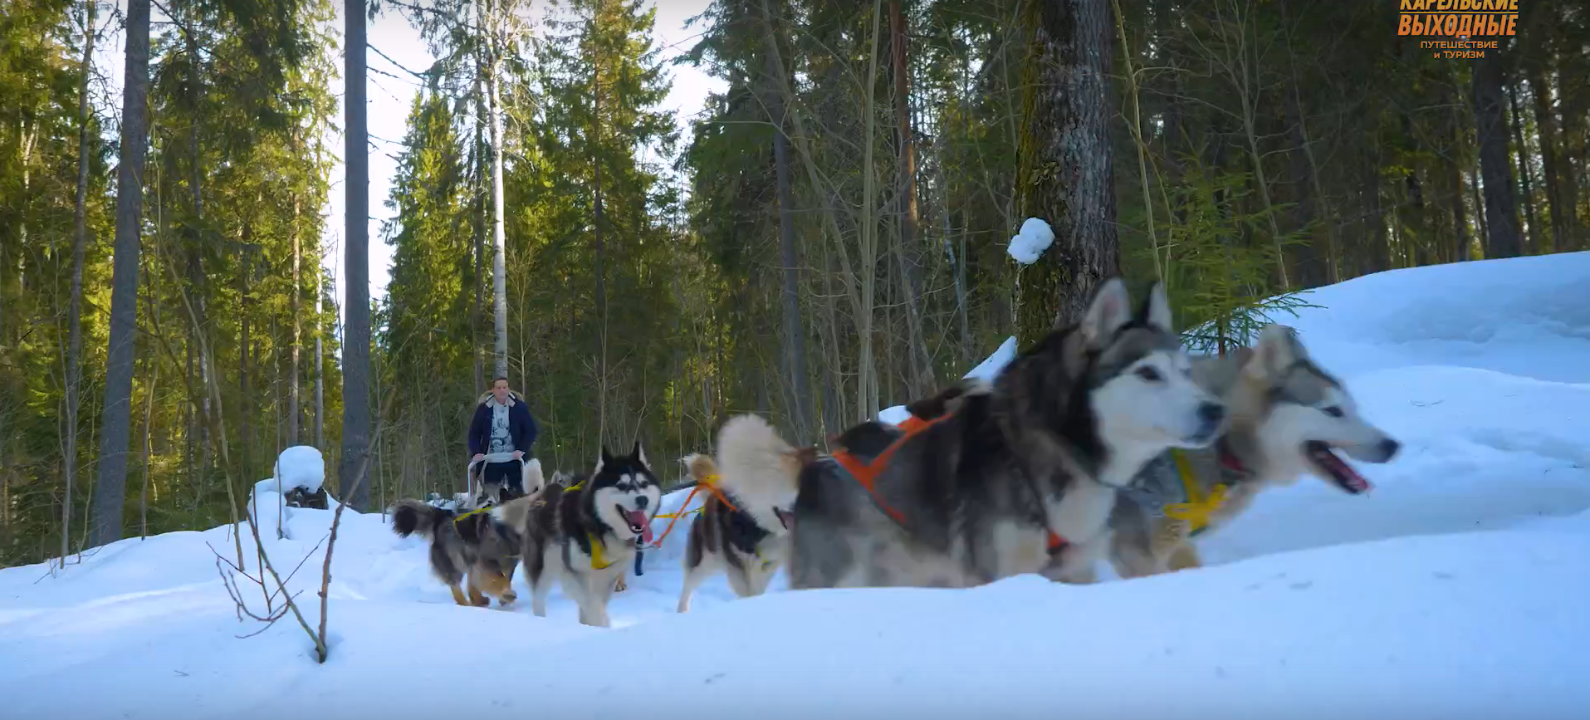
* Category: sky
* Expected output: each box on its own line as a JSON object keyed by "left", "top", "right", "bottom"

{"left": 92, "top": 0, "right": 725, "bottom": 329}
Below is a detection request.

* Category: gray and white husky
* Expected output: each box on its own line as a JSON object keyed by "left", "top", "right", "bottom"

{"left": 1108, "top": 324, "right": 1403, "bottom": 578}
{"left": 725, "top": 278, "right": 1227, "bottom": 590}
{"left": 516, "top": 442, "right": 663, "bottom": 627}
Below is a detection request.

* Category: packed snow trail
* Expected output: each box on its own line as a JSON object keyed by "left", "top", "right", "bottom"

{"left": 2, "top": 252, "right": 1588, "bottom": 720}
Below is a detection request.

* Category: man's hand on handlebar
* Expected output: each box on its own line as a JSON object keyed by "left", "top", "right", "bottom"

{"left": 472, "top": 453, "right": 485, "bottom": 464}
{"left": 512, "top": 451, "right": 524, "bottom": 460}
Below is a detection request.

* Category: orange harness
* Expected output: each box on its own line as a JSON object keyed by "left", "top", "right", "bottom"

{"left": 830, "top": 413, "right": 1068, "bottom": 554}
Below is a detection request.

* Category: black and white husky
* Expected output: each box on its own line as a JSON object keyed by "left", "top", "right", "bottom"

{"left": 723, "top": 279, "right": 1228, "bottom": 590}
{"left": 517, "top": 442, "right": 663, "bottom": 627}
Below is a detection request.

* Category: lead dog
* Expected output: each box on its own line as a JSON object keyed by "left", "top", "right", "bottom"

{"left": 1108, "top": 324, "right": 1403, "bottom": 577}
{"left": 725, "top": 279, "right": 1227, "bottom": 590}
{"left": 518, "top": 442, "right": 663, "bottom": 627}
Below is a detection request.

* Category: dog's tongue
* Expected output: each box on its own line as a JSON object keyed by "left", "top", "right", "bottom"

{"left": 1315, "top": 446, "right": 1373, "bottom": 493}
{"left": 627, "top": 509, "right": 654, "bottom": 544}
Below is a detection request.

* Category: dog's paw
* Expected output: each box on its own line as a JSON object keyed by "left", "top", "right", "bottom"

{"left": 614, "top": 578, "right": 628, "bottom": 593}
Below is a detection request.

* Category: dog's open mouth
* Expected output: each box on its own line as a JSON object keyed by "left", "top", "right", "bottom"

{"left": 774, "top": 507, "right": 794, "bottom": 531}
{"left": 620, "top": 506, "right": 655, "bottom": 544}
{"left": 1305, "top": 441, "right": 1372, "bottom": 494}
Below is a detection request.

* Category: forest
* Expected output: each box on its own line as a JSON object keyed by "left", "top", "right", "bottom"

{"left": 2, "top": 0, "right": 1585, "bottom": 567}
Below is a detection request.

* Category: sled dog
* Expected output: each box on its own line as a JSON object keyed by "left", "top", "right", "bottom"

{"left": 1108, "top": 324, "right": 1403, "bottom": 578}
{"left": 675, "top": 416, "right": 815, "bottom": 613}
{"left": 390, "top": 494, "right": 531, "bottom": 608}
{"left": 728, "top": 278, "right": 1227, "bottom": 590}
{"left": 518, "top": 442, "right": 663, "bottom": 627}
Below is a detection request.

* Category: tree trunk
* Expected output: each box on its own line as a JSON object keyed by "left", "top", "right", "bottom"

{"left": 592, "top": 59, "right": 610, "bottom": 441}
{"left": 472, "top": 78, "right": 487, "bottom": 393}
{"left": 289, "top": 136, "right": 302, "bottom": 444}
{"left": 1016, "top": 0, "right": 1119, "bottom": 342}
{"left": 88, "top": 0, "right": 152, "bottom": 548}
{"left": 1471, "top": 50, "right": 1522, "bottom": 259}
{"left": 1527, "top": 65, "right": 1564, "bottom": 254}
{"left": 765, "top": 44, "right": 812, "bottom": 440}
{"left": 888, "top": 0, "right": 933, "bottom": 398}
{"left": 487, "top": 29, "right": 509, "bottom": 382}
{"left": 239, "top": 244, "right": 253, "bottom": 484}
{"left": 1507, "top": 81, "right": 1539, "bottom": 254}
{"left": 1401, "top": 113, "right": 1430, "bottom": 267}
{"left": 314, "top": 249, "right": 324, "bottom": 449}
{"left": 64, "top": 0, "right": 97, "bottom": 561}
{"left": 342, "top": 0, "right": 373, "bottom": 511}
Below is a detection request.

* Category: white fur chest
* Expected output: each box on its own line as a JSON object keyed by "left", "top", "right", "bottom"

{"left": 1044, "top": 479, "right": 1117, "bottom": 544}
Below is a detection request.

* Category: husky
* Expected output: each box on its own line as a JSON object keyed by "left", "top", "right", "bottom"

{"left": 1108, "top": 324, "right": 1403, "bottom": 578}
{"left": 675, "top": 416, "right": 815, "bottom": 613}
{"left": 727, "top": 278, "right": 1226, "bottom": 591}
{"left": 390, "top": 494, "right": 531, "bottom": 607}
{"left": 518, "top": 442, "right": 663, "bottom": 627}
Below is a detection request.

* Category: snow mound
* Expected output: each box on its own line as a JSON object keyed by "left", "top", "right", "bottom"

{"left": 1007, "top": 217, "right": 1055, "bottom": 265}
{"left": 1280, "top": 251, "right": 1590, "bottom": 383}
{"left": 261, "top": 445, "right": 326, "bottom": 493}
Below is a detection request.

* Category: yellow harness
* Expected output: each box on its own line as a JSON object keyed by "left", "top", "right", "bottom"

{"left": 1161, "top": 449, "right": 1229, "bottom": 536}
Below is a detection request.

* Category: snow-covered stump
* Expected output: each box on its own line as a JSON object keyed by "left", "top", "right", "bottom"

{"left": 265, "top": 446, "right": 329, "bottom": 510}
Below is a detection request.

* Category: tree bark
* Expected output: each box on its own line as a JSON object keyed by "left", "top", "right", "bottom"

{"left": 1507, "top": 81, "right": 1539, "bottom": 254}
{"left": 314, "top": 248, "right": 324, "bottom": 449}
{"left": 89, "top": 0, "right": 152, "bottom": 548}
{"left": 1471, "top": 50, "right": 1522, "bottom": 258}
{"left": 289, "top": 133, "right": 302, "bottom": 444}
{"left": 64, "top": 0, "right": 97, "bottom": 560}
{"left": 1016, "top": 0, "right": 1119, "bottom": 342}
{"left": 1526, "top": 65, "right": 1565, "bottom": 254}
{"left": 486, "top": 6, "right": 509, "bottom": 382}
{"left": 765, "top": 37, "right": 812, "bottom": 440}
{"left": 888, "top": 0, "right": 933, "bottom": 398}
{"left": 341, "top": 0, "right": 373, "bottom": 511}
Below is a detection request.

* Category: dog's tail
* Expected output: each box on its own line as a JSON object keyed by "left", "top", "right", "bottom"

{"left": 715, "top": 414, "right": 803, "bottom": 498}
{"left": 391, "top": 499, "right": 453, "bottom": 540}
{"left": 680, "top": 452, "right": 721, "bottom": 486}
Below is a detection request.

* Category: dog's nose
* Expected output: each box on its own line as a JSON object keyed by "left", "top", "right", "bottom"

{"left": 634, "top": 495, "right": 648, "bottom": 509}
{"left": 1197, "top": 402, "right": 1225, "bottom": 427}
{"left": 1378, "top": 438, "right": 1401, "bottom": 461}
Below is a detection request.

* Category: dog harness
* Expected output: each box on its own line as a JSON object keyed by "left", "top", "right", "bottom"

{"left": 831, "top": 413, "right": 1068, "bottom": 554}
{"left": 1163, "top": 444, "right": 1249, "bottom": 536}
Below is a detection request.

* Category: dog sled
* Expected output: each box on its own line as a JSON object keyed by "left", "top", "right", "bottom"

{"left": 466, "top": 451, "right": 545, "bottom": 507}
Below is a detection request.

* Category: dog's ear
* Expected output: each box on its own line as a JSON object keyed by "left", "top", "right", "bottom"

{"left": 1137, "top": 281, "right": 1174, "bottom": 332}
{"left": 631, "top": 439, "right": 647, "bottom": 467}
{"left": 1245, "top": 324, "right": 1303, "bottom": 380}
{"left": 1080, "top": 277, "right": 1132, "bottom": 348}
{"left": 597, "top": 446, "right": 613, "bottom": 473}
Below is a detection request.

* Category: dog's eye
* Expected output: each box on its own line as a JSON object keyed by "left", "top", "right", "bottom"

{"left": 1321, "top": 406, "right": 1344, "bottom": 418}
{"left": 1135, "top": 366, "right": 1163, "bottom": 382}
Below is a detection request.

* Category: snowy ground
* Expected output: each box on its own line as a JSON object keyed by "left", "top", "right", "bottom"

{"left": 3, "top": 253, "right": 1589, "bottom": 720}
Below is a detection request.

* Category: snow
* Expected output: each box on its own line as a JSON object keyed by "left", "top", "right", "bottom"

{"left": 4, "top": 253, "right": 1590, "bottom": 719}
{"left": 1007, "top": 217, "right": 1055, "bottom": 265}
{"left": 258, "top": 445, "right": 326, "bottom": 494}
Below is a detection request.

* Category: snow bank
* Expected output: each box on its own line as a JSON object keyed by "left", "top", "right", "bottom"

{"left": 1006, "top": 217, "right": 1055, "bottom": 265}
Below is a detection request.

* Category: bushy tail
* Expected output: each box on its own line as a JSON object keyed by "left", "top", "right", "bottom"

{"left": 715, "top": 414, "right": 802, "bottom": 499}
{"left": 680, "top": 452, "right": 721, "bottom": 486}
{"left": 390, "top": 499, "right": 451, "bottom": 540}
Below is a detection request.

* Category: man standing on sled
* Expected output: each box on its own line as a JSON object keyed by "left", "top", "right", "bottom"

{"left": 469, "top": 376, "right": 539, "bottom": 498}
